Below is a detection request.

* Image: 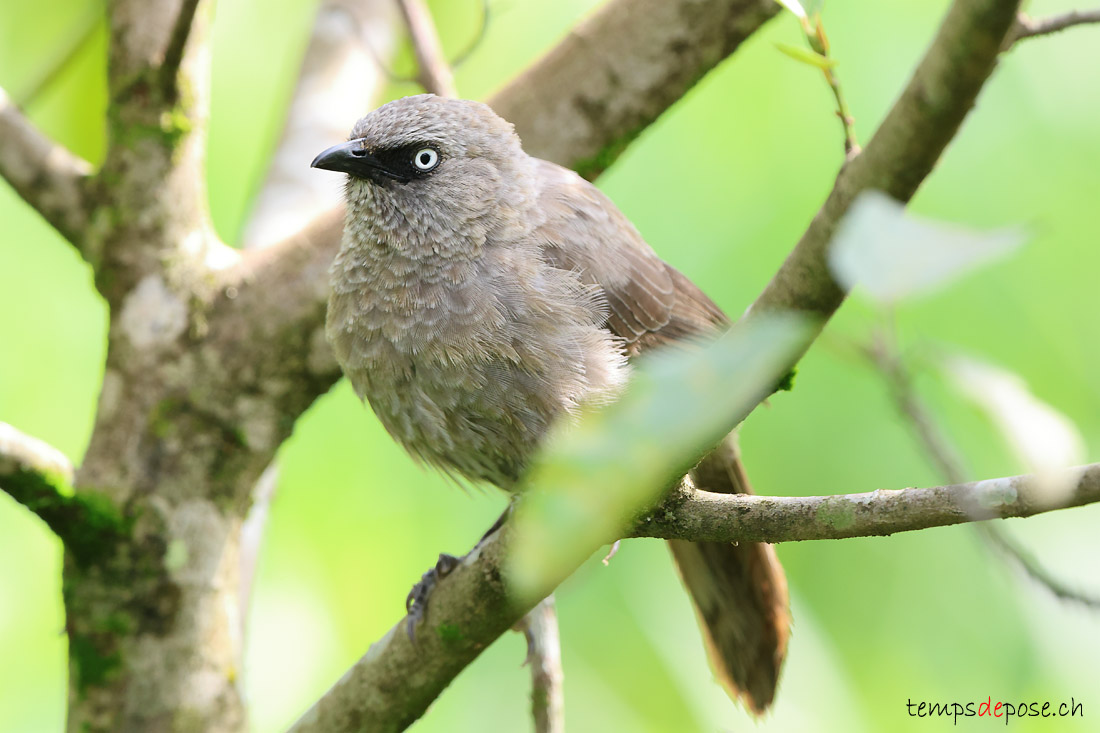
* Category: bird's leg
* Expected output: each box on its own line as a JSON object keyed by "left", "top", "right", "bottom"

{"left": 404, "top": 503, "right": 514, "bottom": 643}
{"left": 405, "top": 552, "right": 462, "bottom": 641}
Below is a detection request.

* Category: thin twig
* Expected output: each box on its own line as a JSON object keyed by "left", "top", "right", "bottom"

{"left": 519, "top": 596, "right": 565, "bottom": 733}
{"left": 860, "top": 325, "right": 968, "bottom": 483}
{"left": 800, "top": 15, "right": 860, "bottom": 156}
{"left": 975, "top": 524, "right": 1100, "bottom": 608}
{"left": 354, "top": 0, "right": 490, "bottom": 87}
{"left": 859, "top": 325, "right": 1100, "bottom": 609}
{"left": 395, "top": 0, "right": 457, "bottom": 97}
{"left": 633, "top": 464, "right": 1100, "bottom": 542}
{"left": 0, "top": 87, "right": 91, "bottom": 247}
{"left": 751, "top": 0, "right": 1020, "bottom": 322}
{"left": 1005, "top": 8, "right": 1100, "bottom": 47}
{"left": 160, "top": 0, "right": 204, "bottom": 100}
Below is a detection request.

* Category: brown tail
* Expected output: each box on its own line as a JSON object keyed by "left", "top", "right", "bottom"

{"left": 668, "top": 433, "right": 790, "bottom": 713}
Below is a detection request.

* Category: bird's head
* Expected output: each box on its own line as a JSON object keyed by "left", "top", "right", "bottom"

{"left": 312, "top": 95, "right": 534, "bottom": 247}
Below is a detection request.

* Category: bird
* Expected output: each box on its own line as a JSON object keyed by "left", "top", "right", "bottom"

{"left": 312, "top": 93, "right": 789, "bottom": 713}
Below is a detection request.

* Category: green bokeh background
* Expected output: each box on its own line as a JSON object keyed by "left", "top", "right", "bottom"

{"left": 2, "top": 0, "right": 1098, "bottom": 730}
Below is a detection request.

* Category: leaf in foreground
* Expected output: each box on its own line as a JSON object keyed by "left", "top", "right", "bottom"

{"left": 507, "top": 314, "right": 811, "bottom": 601}
{"left": 942, "top": 353, "right": 1085, "bottom": 506}
{"left": 829, "top": 191, "right": 1025, "bottom": 304}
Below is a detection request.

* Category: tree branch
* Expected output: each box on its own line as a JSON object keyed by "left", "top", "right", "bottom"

{"left": 289, "top": 0, "right": 1023, "bottom": 727}
{"left": 519, "top": 597, "right": 565, "bottom": 733}
{"left": 289, "top": 522, "right": 527, "bottom": 733}
{"left": 395, "top": 0, "right": 456, "bottom": 98}
{"left": 0, "top": 423, "right": 127, "bottom": 565}
{"left": 0, "top": 421, "right": 73, "bottom": 487}
{"left": 492, "top": 0, "right": 780, "bottom": 179}
{"left": 0, "top": 87, "right": 91, "bottom": 246}
{"left": 977, "top": 523, "right": 1100, "bottom": 608}
{"left": 89, "top": 0, "right": 217, "bottom": 306}
{"left": 159, "top": 0, "right": 203, "bottom": 100}
{"left": 291, "top": 459, "right": 1098, "bottom": 732}
{"left": 634, "top": 464, "right": 1100, "bottom": 543}
{"left": 1005, "top": 8, "right": 1100, "bottom": 46}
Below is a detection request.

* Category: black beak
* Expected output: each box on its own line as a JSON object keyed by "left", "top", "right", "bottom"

{"left": 310, "top": 139, "right": 379, "bottom": 176}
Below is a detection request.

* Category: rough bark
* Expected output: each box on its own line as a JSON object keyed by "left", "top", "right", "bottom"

{"left": 64, "top": 0, "right": 255, "bottom": 730}
{"left": 0, "top": 87, "right": 91, "bottom": 245}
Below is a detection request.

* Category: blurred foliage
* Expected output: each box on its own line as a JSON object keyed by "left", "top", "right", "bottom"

{"left": 829, "top": 191, "right": 1027, "bottom": 304}
{"left": 1, "top": 0, "right": 1099, "bottom": 731}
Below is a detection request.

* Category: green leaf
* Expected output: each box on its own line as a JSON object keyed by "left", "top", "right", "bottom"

{"left": 775, "top": 42, "right": 837, "bottom": 70}
{"left": 828, "top": 191, "right": 1026, "bottom": 304}
{"left": 506, "top": 314, "right": 811, "bottom": 602}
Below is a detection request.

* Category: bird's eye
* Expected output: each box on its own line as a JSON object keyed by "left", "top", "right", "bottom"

{"left": 412, "top": 147, "right": 440, "bottom": 172}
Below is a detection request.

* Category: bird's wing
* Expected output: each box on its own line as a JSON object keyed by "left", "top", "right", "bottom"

{"left": 531, "top": 158, "right": 728, "bottom": 354}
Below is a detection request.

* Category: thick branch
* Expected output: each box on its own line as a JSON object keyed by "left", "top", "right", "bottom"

{"left": 396, "top": 0, "right": 456, "bottom": 97}
{"left": 107, "top": 0, "right": 207, "bottom": 94}
{"left": 90, "top": 0, "right": 216, "bottom": 305}
{"left": 492, "top": 0, "right": 780, "bottom": 179}
{"left": 0, "top": 88, "right": 91, "bottom": 245}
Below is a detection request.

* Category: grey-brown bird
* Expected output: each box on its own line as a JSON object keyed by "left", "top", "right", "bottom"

{"left": 312, "top": 94, "right": 789, "bottom": 712}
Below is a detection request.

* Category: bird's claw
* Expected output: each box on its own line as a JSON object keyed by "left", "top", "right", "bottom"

{"left": 405, "top": 552, "right": 461, "bottom": 643}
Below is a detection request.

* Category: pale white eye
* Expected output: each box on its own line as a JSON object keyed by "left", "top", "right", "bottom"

{"left": 413, "top": 148, "right": 440, "bottom": 171}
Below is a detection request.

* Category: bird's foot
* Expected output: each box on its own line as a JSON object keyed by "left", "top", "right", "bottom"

{"left": 405, "top": 552, "right": 462, "bottom": 643}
